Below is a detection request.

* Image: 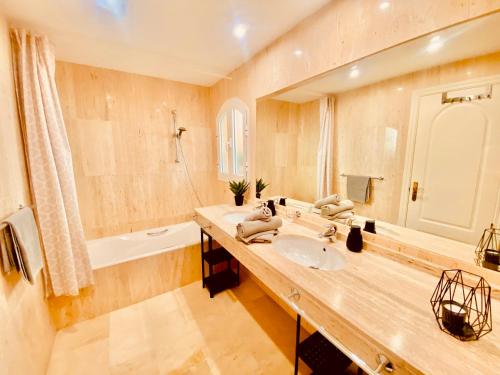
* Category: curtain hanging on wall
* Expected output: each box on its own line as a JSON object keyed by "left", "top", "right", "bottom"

{"left": 316, "top": 96, "right": 334, "bottom": 199}
{"left": 10, "top": 29, "right": 93, "bottom": 296}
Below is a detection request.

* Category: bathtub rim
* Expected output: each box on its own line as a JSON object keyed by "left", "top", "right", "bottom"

{"left": 87, "top": 221, "right": 201, "bottom": 270}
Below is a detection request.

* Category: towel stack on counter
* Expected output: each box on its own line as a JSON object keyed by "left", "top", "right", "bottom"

{"left": 314, "top": 194, "right": 355, "bottom": 222}
{"left": 236, "top": 206, "right": 282, "bottom": 244}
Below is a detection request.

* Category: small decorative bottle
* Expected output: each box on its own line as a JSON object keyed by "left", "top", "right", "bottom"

{"left": 267, "top": 200, "right": 276, "bottom": 216}
{"left": 363, "top": 219, "right": 376, "bottom": 234}
{"left": 346, "top": 225, "right": 363, "bottom": 252}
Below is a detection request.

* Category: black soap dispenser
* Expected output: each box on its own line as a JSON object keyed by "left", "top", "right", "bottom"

{"left": 363, "top": 219, "right": 376, "bottom": 234}
{"left": 346, "top": 225, "right": 363, "bottom": 252}
{"left": 266, "top": 199, "right": 276, "bottom": 216}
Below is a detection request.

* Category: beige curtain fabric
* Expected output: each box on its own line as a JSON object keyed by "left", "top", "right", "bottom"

{"left": 10, "top": 29, "right": 93, "bottom": 296}
{"left": 316, "top": 96, "right": 334, "bottom": 199}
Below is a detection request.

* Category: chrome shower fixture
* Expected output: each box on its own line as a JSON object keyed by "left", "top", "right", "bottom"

{"left": 176, "top": 126, "right": 187, "bottom": 139}
{"left": 172, "top": 110, "right": 188, "bottom": 140}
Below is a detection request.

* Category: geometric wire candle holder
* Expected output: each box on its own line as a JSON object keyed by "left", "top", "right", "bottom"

{"left": 475, "top": 224, "right": 500, "bottom": 272}
{"left": 430, "top": 269, "right": 492, "bottom": 341}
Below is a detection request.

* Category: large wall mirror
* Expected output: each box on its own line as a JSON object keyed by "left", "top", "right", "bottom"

{"left": 256, "top": 12, "right": 500, "bottom": 270}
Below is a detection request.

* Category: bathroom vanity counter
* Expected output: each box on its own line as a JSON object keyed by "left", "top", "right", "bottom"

{"left": 289, "top": 197, "right": 498, "bottom": 283}
{"left": 195, "top": 204, "right": 500, "bottom": 375}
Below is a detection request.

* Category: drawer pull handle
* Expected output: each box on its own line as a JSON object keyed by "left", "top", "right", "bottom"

{"left": 280, "top": 289, "right": 304, "bottom": 315}
{"left": 287, "top": 288, "right": 301, "bottom": 301}
{"left": 375, "top": 354, "right": 394, "bottom": 373}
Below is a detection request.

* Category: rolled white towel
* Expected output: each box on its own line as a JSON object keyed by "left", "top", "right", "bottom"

{"left": 314, "top": 194, "right": 342, "bottom": 208}
{"left": 320, "top": 200, "right": 354, "bottom": 216}
{"left": 237, "top": 216, "right": 282, "bottom": 239}
{"left": 238, "top": 230, "right": 278, "bottom": 244}
{"left": 333, "top": 211, "right": 354, "bottom": 220}
{"left": 244, "top": 206, "right": 272, "bottom": 222}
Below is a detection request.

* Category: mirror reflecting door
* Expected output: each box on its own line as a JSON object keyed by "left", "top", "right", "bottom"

{"left": 255, "top": 12, "right": 500, "bottom": 266}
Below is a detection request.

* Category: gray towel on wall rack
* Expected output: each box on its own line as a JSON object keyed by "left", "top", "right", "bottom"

{"left": 0, "top": 226, "right": 17, "bottom": 273}
{"left": 346, "top": 175, "right": 371, "bottom": 203}
{"left": 1, "top": 207, "right": 43, "bottom": 284}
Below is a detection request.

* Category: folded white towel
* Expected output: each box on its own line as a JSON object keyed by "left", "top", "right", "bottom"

{"left": 320, "top": 200, "right": 354, "bottom": 217}
{"left": 314, "top": 194, "right": 342, "bottom": 208}
{"left": 244, "top": 206, "right": 272, "bottom": 222}
{"left": 237, "top": 216, "right": 282, "bottom": 241}
{"left": 333, "top": 211, "right": 354, "bottom": 220}
{"left": 237, "top": 230, "right": 278, "bottom": 244}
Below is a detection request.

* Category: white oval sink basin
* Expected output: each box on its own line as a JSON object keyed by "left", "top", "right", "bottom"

{"left": 272, "top": 234, "right": 346, "bottom": 271}
{"left": 223, "top": 210, "right": 250, "bottom": 224}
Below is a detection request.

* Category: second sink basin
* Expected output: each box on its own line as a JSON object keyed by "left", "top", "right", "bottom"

{"left": 272, "top": 234, "right": 346, "bottom": 271}
{"left": 223, "top": 210, "right": 250, "bottom": 224}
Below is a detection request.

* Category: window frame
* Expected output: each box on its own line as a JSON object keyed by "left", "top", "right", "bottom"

{"left": 216, "top": 98, "right": 249, "bottom": 181}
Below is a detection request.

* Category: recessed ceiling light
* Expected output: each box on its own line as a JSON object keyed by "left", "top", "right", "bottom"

{"left": 466, "top": 71, "right": 473, "bottom": 76}
{"left": 96, "top": 0, "right": 127, "bottom": 18}
{"left": 294, "top": 49, "right": 303, "bottom": 56}
{"left": 349, "top": 67, "right": 360, "bottom": 78}
{"left": 426, "top": 40, "right": 444, "bottom": 53}
{"left": 233, "top": 24, "right": 248, "bottom": 39}
{"left": 396, "top": 87, "right": 404, "bottom": 91}
{"left": 379, "top": 1, "right": 390, "bottom": 10}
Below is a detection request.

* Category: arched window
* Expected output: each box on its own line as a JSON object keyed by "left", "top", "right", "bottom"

{"left": 216, "top": 98, "right": 249, "bottom": 180}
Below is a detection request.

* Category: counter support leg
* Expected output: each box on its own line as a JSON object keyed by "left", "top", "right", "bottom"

{"left": 294, "top": 314, "right": 301, "bottom": 375}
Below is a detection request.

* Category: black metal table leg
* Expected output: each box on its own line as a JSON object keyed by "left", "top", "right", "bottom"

{"left": 200, "top": 229, "right": 205, "bottom": 288}
{"left": 237, "top": 260, "right": 240, "bottom": 286}
{"left": 294, "top": 314, "right": 301, "bottom": 375}
{"left": 208, "top": 235, "right": 213, "bottom": 278}
{"left": 200, "top": 228, "right": 239, "bottom": 298}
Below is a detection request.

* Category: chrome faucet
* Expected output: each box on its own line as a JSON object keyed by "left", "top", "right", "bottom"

{"left": 318, "top": 223, "right": 337, "bottom": 242}
{"left": 254, "top": 200, "right": 265, "bottom": 209}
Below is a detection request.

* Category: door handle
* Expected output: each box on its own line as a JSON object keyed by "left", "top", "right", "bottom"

{"left": 411, "top": 181, "right": 419, "bottom": 201}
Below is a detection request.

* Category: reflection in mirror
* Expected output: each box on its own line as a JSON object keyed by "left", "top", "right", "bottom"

{"left": 256, "top": 12, "right": 500, "bottom": 269}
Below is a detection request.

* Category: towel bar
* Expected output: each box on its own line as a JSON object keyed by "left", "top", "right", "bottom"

{"left": 340, "top": 173, "right": 384, "bottom": 181}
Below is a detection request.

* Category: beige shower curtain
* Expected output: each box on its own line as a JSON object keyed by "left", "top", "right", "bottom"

{"left": 316, "top": 96, "right": 334, "bottom": 199}
{"left": 10, "top": 29, "right": 93, "bottom": 296}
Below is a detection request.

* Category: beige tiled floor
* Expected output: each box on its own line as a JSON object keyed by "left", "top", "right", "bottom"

{"left": 47, "top": 276, "right": 313, "bottom": 374}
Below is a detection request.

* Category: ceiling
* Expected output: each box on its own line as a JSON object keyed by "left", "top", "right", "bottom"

{"left": 0, "top": 0, "right": 330, "bottom": 86}
{"left": 272, "top": 12, "right": 500, "bottom": 103}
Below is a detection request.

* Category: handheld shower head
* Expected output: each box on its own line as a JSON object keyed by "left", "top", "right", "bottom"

{"left": 176, "top": 127, "right": 187, "bottom": 139}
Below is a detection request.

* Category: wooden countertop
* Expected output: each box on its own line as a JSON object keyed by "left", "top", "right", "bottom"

{"left": 195, "top": 204, "right": 500, "bottom": 375}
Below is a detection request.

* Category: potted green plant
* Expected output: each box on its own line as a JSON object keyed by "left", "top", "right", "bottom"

{"left": 229, "top": 179, "right": 250, "bottom": 206}
{"left": 255, "top": 178, "right": 269, "bottom": 199}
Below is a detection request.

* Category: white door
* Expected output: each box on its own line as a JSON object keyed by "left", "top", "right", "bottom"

{"left": 405, "top": 81, "right": 500, "bottom": 244}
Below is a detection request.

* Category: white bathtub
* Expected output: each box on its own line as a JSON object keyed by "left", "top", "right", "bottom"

{"left": 87, "top": 221, "right": 201, "bottom": 270}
